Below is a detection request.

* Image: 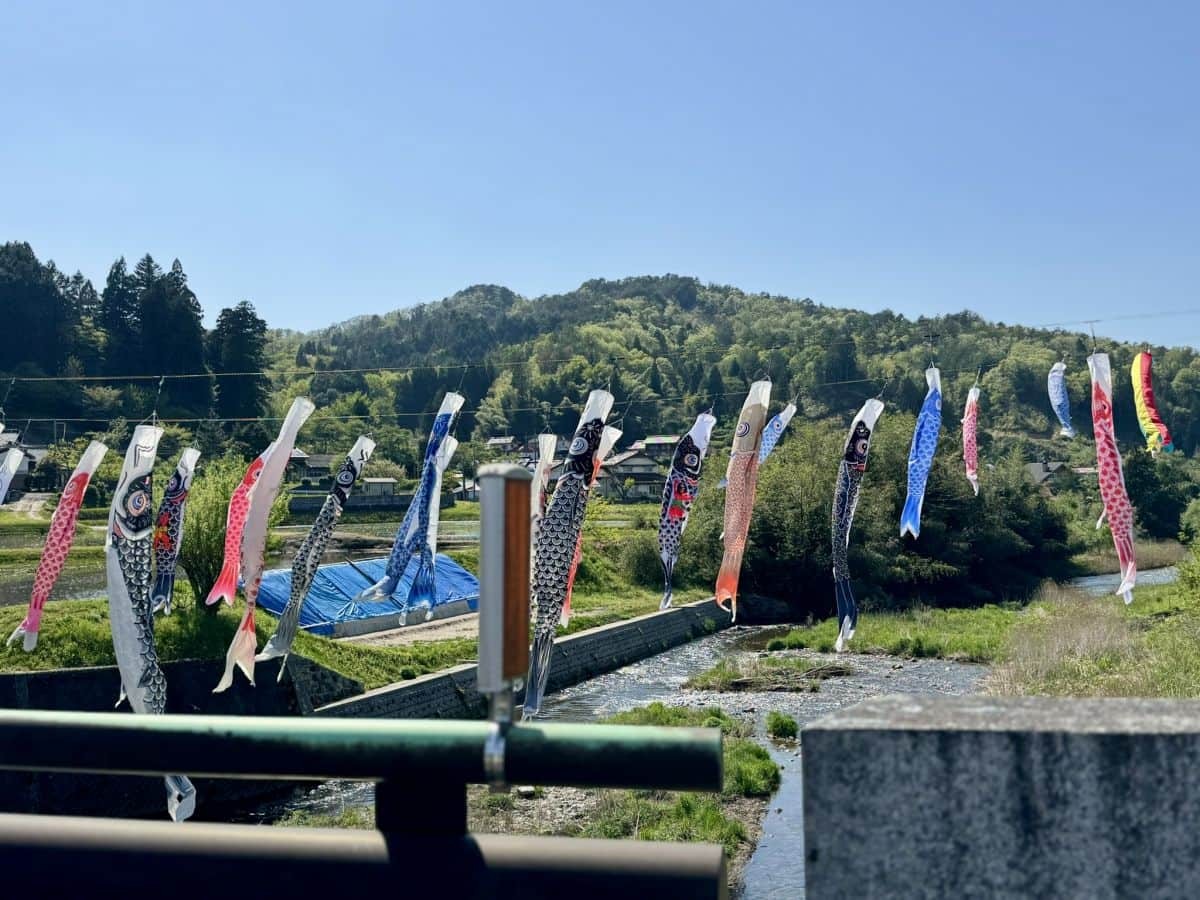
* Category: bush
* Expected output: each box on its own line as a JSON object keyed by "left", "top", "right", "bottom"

{"left": 620, "top": 530, "right": 666, "bottom": 589}
{"left": 766, "top": 711, "right": 798, "bottom": 739}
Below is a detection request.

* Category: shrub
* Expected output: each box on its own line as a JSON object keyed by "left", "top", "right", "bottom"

{"left": 766, "top": 711, "right": 798, "bottom": 739}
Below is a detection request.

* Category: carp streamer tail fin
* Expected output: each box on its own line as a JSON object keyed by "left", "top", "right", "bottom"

{"left": 899, "top": 494, "right": 922, "bottom": 539}
{"left": 522, "top": 631, "right": 556, "bottom": 721}
{"left": 151, "top": 571, "right": 175, "bottom": 616}
{"left": 352, "top": 573, "right": 399, "bottom": 605}
{"left": 715, "top": 548, "right": 744, "bottom": 622}
{"left": 660, "top": 558, "right": 675, "bottom": 611}
{"left": 206, "top": 556, "right": 239, "bottom": 607}
{"left": 214, "top": 607, "right": 258, "bottom": 692}
{"left": 834, "top": 578, "right": 858, "bottom": 652}
{"left": 1061, "top": 424, "right": 1076, "bottom": 439}
{"left": 5, "top": 618, "right": 37, "bottom": 652}
{"left": 165, "top": 775, "right": 196, "bottom": 822}
{"left": 407, "top": 548, "right": 436, "bottom": 613}
{"left": 1114, "top": 532, "right": 1137, "bottom": 605}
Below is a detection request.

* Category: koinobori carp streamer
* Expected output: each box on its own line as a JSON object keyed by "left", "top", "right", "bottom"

{"left": 8, "top": 440, "right": 108, "bottom": 651}
{"left": 105, "top": 424, "right": 196, "bottom": 821}
{"left": 523, "top": 389, "right": 613, "bottom": 720}
{"left": 1131, "top": 351, "right": 1174, "bottom": 454}
{"left": 962, "top": 385, "right": 980, "bottom": 496}
{"left": 900, "top": 366, "right": 942, "bottom": 539}
{"left": 831, "top": 398, "right": 884, "bottom": 652}
{"left": 151, "top": 448, "right": 201, "bottom": 616}
{"left": 215, "top": 397, "right": 314, "bottom": 692}
{"left": 258, "top": 435, "right": 374, "bottom": 675}
{"left": 354, "top": 392, "right": 463, "bottom": 611}
{"left": 658, "top": 412, "right": 716, "bottom": 610}
{"left": 1089, "top": 353, "right": 1137, "bottom": 604}
{"left": 1047, "top": 362, "right": 1075, "bottom": 438}
{"left": 715, "top": 380, "right": 771, "bottom": 622}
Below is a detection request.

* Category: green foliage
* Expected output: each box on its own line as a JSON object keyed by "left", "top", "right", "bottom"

{"left": 765, "top": 711, "right": 798, "bottom": 739}
{"left": 620, "top": 530, "right": 665, "bottom": 589}
{"left": 177, "top": 453, "right": 288, "bottom": 603}
{"left": 578, "top": 792, "right": 747, "bottom": 859}
{"left": 768, "top": 603, "right": 1020, "bottom": 661}
{"left": 1181, "top": 498, "right": 1200, "bottom": 544}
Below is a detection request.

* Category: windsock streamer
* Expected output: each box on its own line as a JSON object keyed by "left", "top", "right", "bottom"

{"left": 215, "top": 397, "right": 314, "bottom": 692}
{"left": 561, "top": 424, "right": 621, "bottom": 628}
{"left": 962, "top": 385, "right": 980, "bottom": 496}
{"left": 831, "top": 399, "right": 884, "bottom": 652}
{"left": 0, "top": 449, "right": 22, "bottom": 505}
{"left": 8, "top": 441, "right": 108, "bottom": 651}
{"left": 715, "top": 380, "right": 771, "bottom": 622}
{"left": 530, "top": 434, "right": 557, "bottom": 570}
{"left": 1089, "top": 353, "right": 1137, "bottom": 603}
{"left": 523, "top": 389, "right": 614, "bottom": 720}
{"left": 151, "top": 448, "right": 201, "bottom": 616}
{"left": 758, "top": 403, "right": 796, "bottom": 465}
{"left": 105, "top": 425, "right": 196, "bottom": 821}
{"left": 1047, "top": 362, "right": 1075, "bottom": 438}
{"left": 258, "top": 435, "right": 374, "bottom": 675}
{"left": 658, "top": 412, "right": 716, "bottom": 610}
{"left": 354, "top": 393, "right": 464, "bottom": 611}
{"left": 205, "top": 450, "right": 272, "bottom": 607}
{"left": 1131, "top": 352, "right": 1173, "bottom": 454}
{"left": 900, "top": 367, "right": 942, "bottom": 539}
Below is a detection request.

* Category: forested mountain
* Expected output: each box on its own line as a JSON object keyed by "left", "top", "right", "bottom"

{"left": 282, "top": 275, "right": 1200, "bottom": 460}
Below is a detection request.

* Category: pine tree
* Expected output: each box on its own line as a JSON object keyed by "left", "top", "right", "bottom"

{"left": 138, "top": 258, "right": 211, "bottom": 415}
{"left": 133, "top": 254, "right": 162, "bottom": 294}
{"left": 99, "top": 258, "right": 141, "bottom": 375}
{"left": 209, "top": 301, "right": 269, "bottom": 419}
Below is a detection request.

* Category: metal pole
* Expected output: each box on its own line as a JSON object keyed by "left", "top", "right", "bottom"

{"left": 0, "top": 813, "right": 729, "bottom": 899}
{"left": 0, "top": 710, "right": 723, "bottom": 792}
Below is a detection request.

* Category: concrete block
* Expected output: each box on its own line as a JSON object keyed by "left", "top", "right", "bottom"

{"left": 803, "top": 694, "right": 1200, "bottom": 899}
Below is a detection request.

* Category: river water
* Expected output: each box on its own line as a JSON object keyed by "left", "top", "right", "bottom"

{"left": 258, "top": 627, "right": 987, "bottom": 897}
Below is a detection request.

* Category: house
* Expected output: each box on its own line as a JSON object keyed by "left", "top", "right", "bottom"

{"left": 548, "top": 448, "right": 666, "bottom": 501}
{"left": 639, "top": 435, "right": 680, "bottom": 462}
{"left": 1025, "top": 461, "right": 1066, "bottom": 486}
{"left": 287, "top": 448, "right": 337, "bottom": 483}
{"left": 0, "top": 433, "right": 46, "bottom": 494}
{"left": 486, "top": 436, "right": 518, "bottom": 453}
{"left": 361, "top": 477, "right": 398, "bottom": 498}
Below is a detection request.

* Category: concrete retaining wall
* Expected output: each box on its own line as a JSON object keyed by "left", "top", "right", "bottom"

{"left": 803, "top": 694, "right": 1200, "bottom": 899}
{"left": 317, "top": 598, "right": 731, "bottom": 720}
{"left": 0, "top": 656, "right": 362, "bottom": 818}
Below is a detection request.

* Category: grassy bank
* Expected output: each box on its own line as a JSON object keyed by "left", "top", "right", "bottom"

{"left": 763, "top": 578, "right": 1200, "bottom": 699}
{"left": 1069, "top": 538, "right": 1186, "bottom": 576}
{"left": 0, "top": 586, "right": 476, "bottom": 689}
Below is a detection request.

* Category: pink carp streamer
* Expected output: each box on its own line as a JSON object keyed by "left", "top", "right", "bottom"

{"left": 7, "top": 440, "right": 108, "bottom": 651}
{"left": 206, "top": 453, "right": 269, "bottom": 607}
{"left": 215, "top": 397, "right": 314, "bottom": 692}
{"left": 715, "top": 380, "right": 771, "bottom": 622}
{"left": 1089, "top": 353, "right": 1137, "bottom": 603}
{"left": 962, "top": 385, "right": 980, "bottom": 496}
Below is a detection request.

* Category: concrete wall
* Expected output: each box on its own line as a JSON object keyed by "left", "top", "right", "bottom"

{"left": 803, "top": 694, "right": 1200, "bottom": 899}
{"left": 317, "top": 598, "right": 730, "bottom": 720}
{"left": 0, "top": 656, "right": 362, "bottom": 818}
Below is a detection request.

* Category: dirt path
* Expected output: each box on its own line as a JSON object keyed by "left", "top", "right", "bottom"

{"left": 340, "top": 612, "right": 480, "bottom": 646}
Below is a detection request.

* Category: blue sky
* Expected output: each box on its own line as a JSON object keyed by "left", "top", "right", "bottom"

{"left": 2, "top": 1, "right": 1197, "bottom": 345}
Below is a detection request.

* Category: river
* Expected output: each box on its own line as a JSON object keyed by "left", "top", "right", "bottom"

{"left": 256, "top": 627, "right": 987, "bottom": 897}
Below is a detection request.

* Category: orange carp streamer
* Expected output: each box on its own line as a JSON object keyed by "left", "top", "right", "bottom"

{"left": 715, "top": 380, "right": 771, "bottom": 621}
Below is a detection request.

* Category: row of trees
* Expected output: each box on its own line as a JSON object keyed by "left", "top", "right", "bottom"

{"left": 0, "top": 242, "right": 269, "bottom": 427}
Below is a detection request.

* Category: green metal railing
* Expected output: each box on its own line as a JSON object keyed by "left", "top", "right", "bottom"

{"left": 0, "top": 709, "right": 728, "bottom": 898}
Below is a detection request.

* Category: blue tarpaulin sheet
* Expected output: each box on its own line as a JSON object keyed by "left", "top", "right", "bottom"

{"left": 255, "top": 555, "right": 480, "bottom": 636}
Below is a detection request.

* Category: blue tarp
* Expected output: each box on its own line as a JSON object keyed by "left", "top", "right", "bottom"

{"left": 256, "top": 554, "right": 480, "bottom": 636}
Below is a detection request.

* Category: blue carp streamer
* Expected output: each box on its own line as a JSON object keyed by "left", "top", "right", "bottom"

{"left": 900, "top": 367, "right": 942, "bottom": 539}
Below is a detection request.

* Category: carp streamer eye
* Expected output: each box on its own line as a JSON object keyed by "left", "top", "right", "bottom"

{"left": 735, "top": 422, "right": 750, "bottom": 438}
{"left": 685, "top": 453, "right": 700, "bottom": 468}
{"left": 569, "top": 436, "right": 587, "bottom": 455}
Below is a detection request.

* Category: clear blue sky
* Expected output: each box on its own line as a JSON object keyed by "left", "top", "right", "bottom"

{"left": 3, "top": 1, "right": 1197, "bottom": 346}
